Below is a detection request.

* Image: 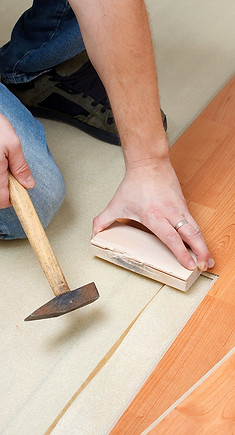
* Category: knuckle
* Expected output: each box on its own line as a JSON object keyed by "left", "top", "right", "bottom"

{"left": 165, "top": 203, "right": 179, "bottom": 215}
{"left": 186, "top": 226, "right": 201, "bottom": 238}
{"left": 166, "top": 231, "right": 181, "bottom": 244}
{"left": 146, "top": 212, "right": 164, "bottom": 228}
{"left": 14, "top": 161, "right": 29, "bottom": 176}
{"left": 181, "top": 249, "right": 192, "bottom": 261}
{"left": 155, "top": 216, "right": 166, "bottom": 226}
{"left": 147, "top": 206, "right": 161, "bottom": 220}
{"left": 10, "top": 136, "right": 21, "bottom": 151}
{"left": 200, "top": 249, "right": 211, "bottom": 261}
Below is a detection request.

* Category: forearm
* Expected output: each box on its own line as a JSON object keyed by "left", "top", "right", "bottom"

{"left": 68, "top": 0, "right": 169, "bottom": 168}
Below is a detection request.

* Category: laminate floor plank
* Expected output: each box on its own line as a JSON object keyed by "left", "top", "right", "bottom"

{"left": 187, "top": 201, "right": 216, "bottom": 227}
{"left": 148, "top": 353, "right": 235, "bottom": 434}
{"left": 170, "top": 118, "right": 230, "bottom": 186}
{"left": 202, "top": 76, "right": 235, "bottom": 127}
{"left": 110, "top": 296, "right": 235, "bottom": 435}
{"left": 111, "top": 77, "right": 235, "bottom": 435}
{"left": 183, "top": 129, "right": 235, "bottom": 208}
{"left": 208, "top": 258, "right": 235, "bottom": 306}
{"left": 199, "top": 203, "right": 235, "bottom": 275}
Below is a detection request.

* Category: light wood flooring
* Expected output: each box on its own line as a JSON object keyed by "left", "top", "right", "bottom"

{"left": 111, "top": 76, "right": 235, "bottom": 434}
{"left": 148, "top": 351, "right": 235, "bottom": 434}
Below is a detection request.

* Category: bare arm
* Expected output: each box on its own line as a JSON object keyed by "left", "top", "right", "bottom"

{"left": 68, "top": 0, "right": 214, "bottom": 271}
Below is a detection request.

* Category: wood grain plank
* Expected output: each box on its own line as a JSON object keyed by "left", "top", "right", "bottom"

{"left": 149, "top": 353, "right": 235, "bottom": 434}
{"left": 187, "top": 201, "right": 216, "bottom": 227}
{"left": 202, "top": 76, "right": 235, "bottom": 127}
{"left": 170, "top": 76, "right": 234, "bottom": 187}
{"left": 183, "top": 128, "right": 235, "bottom": 208}
{"left": 111, "top": 76, "right": 235, "bottom": 435}
{"left": 199, "top": 200, "right": 234, "bottom": 276}
{"left": 187, "top": 199, "right": 234, "bottom": 276}
{"left": 208, "top": 258, "right": 235, "bottom": 306}
{"left": 110, "top": 296, "right": 235, "bottom": 435}
{"left": 170, "top": 118, "right": 230, "bottom": 186}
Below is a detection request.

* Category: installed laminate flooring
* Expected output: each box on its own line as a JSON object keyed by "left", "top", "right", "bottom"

{"left": 147, "top": 351, "right": 235, "bottom": 434}
{"left": 110, "top": 77, "right": 235, "bottom": 434}
{"left": 1, "top": 2, "right": 235, "bottom": 433}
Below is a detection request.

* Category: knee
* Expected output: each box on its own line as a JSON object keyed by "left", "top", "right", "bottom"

{"left": 30, "top": 165, "right": 66, "bottom": 230}
{"left": 0, "top": 165, "right": 65, "bottom": 240}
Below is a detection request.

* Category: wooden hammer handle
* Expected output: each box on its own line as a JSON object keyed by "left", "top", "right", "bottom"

{"left": 8, "top": 173, "right": 70, "bottom": 296}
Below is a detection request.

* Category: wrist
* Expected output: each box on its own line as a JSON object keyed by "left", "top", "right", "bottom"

{"left": 123, "top": 135, "right": 170, "bottom": 170}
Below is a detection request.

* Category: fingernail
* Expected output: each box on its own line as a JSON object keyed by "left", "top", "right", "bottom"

{"left": 26, "top": 175, "right": 35, "bottom": 188}
{"left": 198, "top": 262, "right": 207, "bottom": 271}
{"left": 208, "top": 258, "right": 215, "bottom": 268}
{"left": 189, "top": 259, "right": 197, "bottom": 270}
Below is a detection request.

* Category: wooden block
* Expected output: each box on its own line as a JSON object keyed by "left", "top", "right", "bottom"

{"left": 91, "top": 222, "right": 201, "bottom": 292}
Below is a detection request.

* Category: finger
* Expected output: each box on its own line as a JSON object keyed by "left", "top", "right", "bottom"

{"left": 174, "top": 215, "right": 214, "bottom": 271}
{"left": 8, "top": 138, "right": 35, "bottom": 189}
{"left": 0, "top": 153, "right": 11, "bottom": 208}
{"left": 146, "top": 216, "right": 197, "bottom": 270}
{"left": 92, "top": 202, "right": 118, "bottom": 237}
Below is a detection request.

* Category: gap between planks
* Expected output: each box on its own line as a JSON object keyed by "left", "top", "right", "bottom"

{"left": 45, "top": 284, "right": 164, "bottom": 434}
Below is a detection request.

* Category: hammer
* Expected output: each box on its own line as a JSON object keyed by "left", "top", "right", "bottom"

{"left": 8, "top": 173, "right": 99, "bottom": 321}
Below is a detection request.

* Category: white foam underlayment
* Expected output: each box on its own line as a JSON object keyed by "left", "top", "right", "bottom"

{"left": 52, "top": 274, "right": 217, "bottom": 435}
{"left": 0, "top": 0, "right": 234, "bottom": 434}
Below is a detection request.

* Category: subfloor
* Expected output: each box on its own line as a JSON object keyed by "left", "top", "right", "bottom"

{"left": 0, "top": 1, "right": 234, "bottom": 434}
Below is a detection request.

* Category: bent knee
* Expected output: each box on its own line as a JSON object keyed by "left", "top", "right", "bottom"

{"left": 0, "top": 168, "right": 65, "bottom": 240}
{"left": 31, "top": 167, "right": 66, "bottom": 229}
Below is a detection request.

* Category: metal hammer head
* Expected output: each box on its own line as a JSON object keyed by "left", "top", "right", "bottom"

{"left": 24, "top": 282, "right": 99, "bottom": 321}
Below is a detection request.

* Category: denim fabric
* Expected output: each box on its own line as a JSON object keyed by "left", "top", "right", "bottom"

{"left": 0, "top": 83, "right": 65, "bottom": 239}
{"left": 0, "top": 0, "right": 85, "bottom": 84}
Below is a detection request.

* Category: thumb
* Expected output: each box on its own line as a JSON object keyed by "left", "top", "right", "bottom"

{"left": 92, "top": 204, "right": 118, "bottom": 237}
{"left": 8, "top": 142, "right": 35, "bottom": 189}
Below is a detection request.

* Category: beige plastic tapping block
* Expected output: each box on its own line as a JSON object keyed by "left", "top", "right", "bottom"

{"left": 91, "top": 222, "right": 201, "bottom": 291}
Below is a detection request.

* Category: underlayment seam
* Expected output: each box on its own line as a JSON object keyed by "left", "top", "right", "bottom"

{"left": 45, "top": 284, "right": 165, "bottom": 434}
{"left": 108, "top": 273, "right": 218, "bottom": 433}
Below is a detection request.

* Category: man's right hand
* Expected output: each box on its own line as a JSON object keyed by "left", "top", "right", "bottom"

{"left": 93, "top": 155, "right": 214, "bottom": 271}
{"left": 0, "top": 114, "right": 35, "bottom": 209}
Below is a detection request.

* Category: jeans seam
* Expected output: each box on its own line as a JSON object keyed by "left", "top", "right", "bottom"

{"left": 12, "top": 2, "right": 70, "bottom": 79}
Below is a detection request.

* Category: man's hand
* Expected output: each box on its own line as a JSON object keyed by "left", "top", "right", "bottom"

{"left": 0, "top": 114, "right": 35, "bottom": 209}
{"left": 69, "top": 0, "right": 214, "bottom": 270}
{"left": 93, "top": 156, "right": 214, "bottom": 271}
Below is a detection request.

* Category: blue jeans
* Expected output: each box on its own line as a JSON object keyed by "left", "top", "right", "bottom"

{"left": 0, "top": 1, "right": 84, "bottom": 238}
{"left": 0, "top": 0, "right": 85, "bottom": 84}
{"left": 0, "top": 83, "right": 65, "bottom": 239}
